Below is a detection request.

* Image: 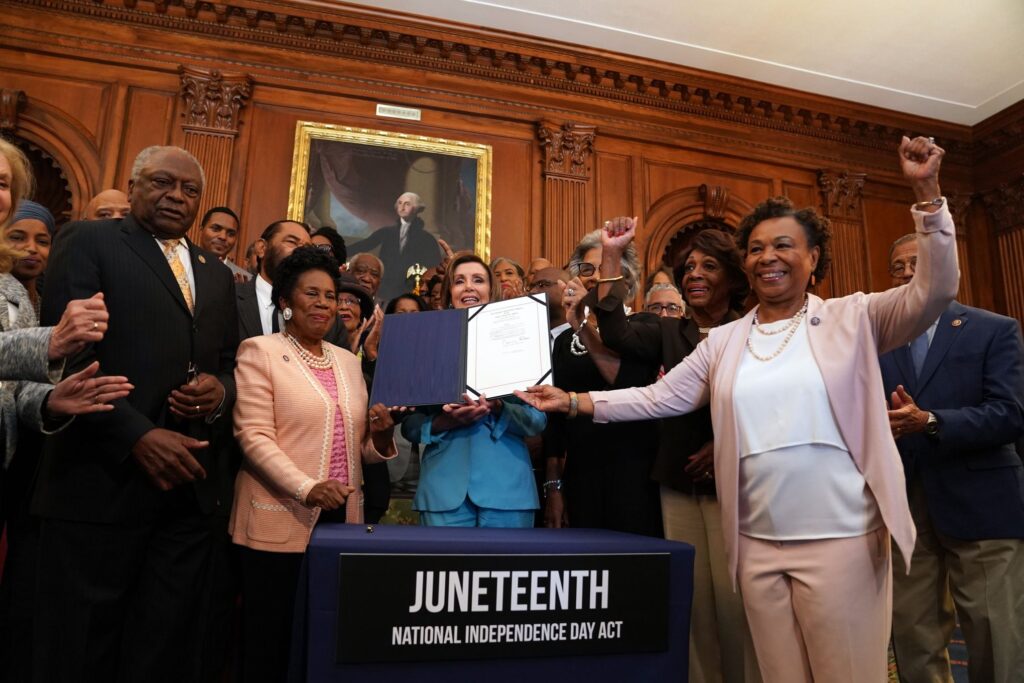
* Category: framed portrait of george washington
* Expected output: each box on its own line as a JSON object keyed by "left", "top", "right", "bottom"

{"left": 288, "top": 122, "right": 492, "bottom": 300}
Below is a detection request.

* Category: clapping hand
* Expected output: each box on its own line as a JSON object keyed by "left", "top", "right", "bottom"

{"left": 360, "top": 305, "right": 385, "bottom": 360}
{"left": 45, "top": 361, "right": 133, "bottom": 416}
{"left": 48, "top": 292, "right": 109, "bottom": 361}
{"left": 888, "top": 385, "right": 929, "bottom": 438}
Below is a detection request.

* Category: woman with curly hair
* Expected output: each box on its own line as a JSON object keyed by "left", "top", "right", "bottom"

{"left": 520, "top": 137, "right": 957, "bottom": 682}
{"left": 230, "top": 245, "right": 396, "bottom": 681}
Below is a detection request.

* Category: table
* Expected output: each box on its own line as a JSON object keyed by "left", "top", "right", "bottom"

{"left": 293, "top": 525, "right": 693, "bottom": 682}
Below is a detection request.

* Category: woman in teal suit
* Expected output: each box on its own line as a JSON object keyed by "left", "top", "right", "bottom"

{"left": 402, "top": 253, "right": 546, "bottom": 527}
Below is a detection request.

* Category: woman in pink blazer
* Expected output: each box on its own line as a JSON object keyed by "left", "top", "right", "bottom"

{"left": 230, "top": 246, "right": 396, "bottom": 683}
{"left": 519, "top": 137, "right": 957, "bottom": 682}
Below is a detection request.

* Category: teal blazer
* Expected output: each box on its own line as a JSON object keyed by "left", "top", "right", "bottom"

{"left": 403, "top": 398, "right": 545, "bottom": 512}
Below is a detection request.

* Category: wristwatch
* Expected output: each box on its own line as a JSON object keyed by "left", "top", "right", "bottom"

{"left": 542, "top": 479, "right": 563, "bottom": 497}
{"left": 924, "top": 412, "right": 940, "bottom": 436}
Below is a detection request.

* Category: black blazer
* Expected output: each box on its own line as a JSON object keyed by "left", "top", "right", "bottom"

{"left": 35, "top": 216, "right": 239, "bottom": 523}
{"left": 880, "top": 301, "right": 1024, "bottom": 540}
{"left": 594, "top": 283, "right": 740, "bottom": 495}
{"left": 235, "top": 276, "right": 348, "bottom": 348}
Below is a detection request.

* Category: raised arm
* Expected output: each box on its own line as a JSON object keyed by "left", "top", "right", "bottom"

{"left": 868, "top": 136, "right": 959, "bottom": 353}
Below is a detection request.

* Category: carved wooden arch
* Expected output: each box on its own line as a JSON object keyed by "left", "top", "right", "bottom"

{"left": 642, "top": 184, "right": 753, "bottom": 281}
{"left": 11, "top": 99, "right": 102, "bottom": 219}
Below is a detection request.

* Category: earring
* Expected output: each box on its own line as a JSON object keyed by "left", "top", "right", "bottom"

{"left": 283, "top": 307, "right": 293, "bottom": 321}
{"left": 810, "top": 274, "right": 816, "bottom": 287}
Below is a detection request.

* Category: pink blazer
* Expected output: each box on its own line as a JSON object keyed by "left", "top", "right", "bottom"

{"left": 592, "top": 202, "right": 958, "bottom": 583}
{"left": 229, "top": 334, "right": 394, "bottom": 553}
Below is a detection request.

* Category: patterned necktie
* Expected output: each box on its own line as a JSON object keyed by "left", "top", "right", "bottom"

{"left": 910, "top": 331, "right": 929, "bottom": 379}
{"left": 161, "top": 239, "right": 194, "bottom": 313}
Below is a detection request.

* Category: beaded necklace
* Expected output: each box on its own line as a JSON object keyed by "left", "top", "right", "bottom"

{"left": 285, "top": 333, "right": 334, "bottom": 370}
{"left": 745, "top": 297, "right": 808, "bottom": 362}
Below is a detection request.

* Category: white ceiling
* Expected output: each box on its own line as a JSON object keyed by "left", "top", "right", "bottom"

{"left": 356, "top": 0, "right": 1024, "bottom": 126}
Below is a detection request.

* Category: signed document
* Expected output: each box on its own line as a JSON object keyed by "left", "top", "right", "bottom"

{"left": 465, "top": 294, "right": 552, "bottom": 398}
{"left": 369, "top": 295, "right": 552, "bottom": 407}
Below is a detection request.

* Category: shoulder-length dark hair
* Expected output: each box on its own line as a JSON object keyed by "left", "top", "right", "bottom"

{"left": 673, "top": 228, "right": 750, "bottom": 311}
{"left": 441, "top": 253, "right": 493, "bottom": 308}
{"left": 735, "top": 197, "right": 832, "bottom": 285}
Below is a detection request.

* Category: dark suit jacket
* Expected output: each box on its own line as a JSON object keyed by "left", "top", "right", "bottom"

{"left": 347, "top": 216, "right": 441, "bottom": 301}
{"left": 35, "top": 216, "right": 239, "bottom": 523}
{"left": 880, "top": 301, "right": 1024, "bottom": 540}
{"left": 234, "top": 276, "right": 348, "bottom": 347}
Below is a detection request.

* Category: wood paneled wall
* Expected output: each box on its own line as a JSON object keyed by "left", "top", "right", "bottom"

{"left": 2, "top": 0, "right": 1022, "bottom": 317}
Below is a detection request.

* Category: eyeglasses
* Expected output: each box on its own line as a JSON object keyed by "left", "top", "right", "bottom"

{"left": 568, "top": 262, "right": 597, "bottom": 277}
{"left": 314, "top": 244, "right": 334, "bottom": 255}
{"left": 888, "top": 257, "right": 917, "bottom": 277}
{"left": 645, "top": 303, "right": 683, "bottom": 315}
{"left": 338, "top": 295, "right": 362, "bottom": 307}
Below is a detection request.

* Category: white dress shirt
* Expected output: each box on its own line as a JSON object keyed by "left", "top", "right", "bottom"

{"left": 255, "top": 273, "right": 275, "bottom": 335}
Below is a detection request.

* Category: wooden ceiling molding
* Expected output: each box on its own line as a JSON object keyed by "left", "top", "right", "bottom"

{"left": 6, "top": 0, "right": 975, "bottom": 164}
{"left": 980, "top": 176, "right": 1024, "bottom": 235}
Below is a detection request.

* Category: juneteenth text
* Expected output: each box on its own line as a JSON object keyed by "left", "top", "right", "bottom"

{"left": 407, "top": 569, "right": 610, "bottom": 613}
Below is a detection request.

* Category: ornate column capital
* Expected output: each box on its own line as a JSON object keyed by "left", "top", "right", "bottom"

{"left": 178, "top": 65, "right": 253, "bottom": 134}
{"left": 0, "top": 89, "right": 26, "bottom": 136}
{"left": 946, "top": 193, "right": 973, "bottom": 236}
{"left": 817, "top": 170, "right": 866, "bottom": 220}
{"left": 537, "top": 121, "right": 596, "bottom": 180}
{"left": 980, "top": 176, "right": 1024, "bottom": 234}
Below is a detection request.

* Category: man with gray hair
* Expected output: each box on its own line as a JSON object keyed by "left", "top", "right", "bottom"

{"left": 35, "top": 145, "right": 239, "bottom": 680}
{"left": 347, "top": 191, "right": 442, "bottom": 300}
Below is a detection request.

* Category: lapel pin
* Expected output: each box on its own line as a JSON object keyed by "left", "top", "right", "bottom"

{"left": 951, "top": 319, "right": 962, "bottom": 327}
{"left": 810, "top": 316, "right": 820, "bottom": 326}
{"left": 198, "top": 254, "right": 206, "bottom": 264}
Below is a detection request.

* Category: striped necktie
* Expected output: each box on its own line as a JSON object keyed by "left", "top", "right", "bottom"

{"left": 161, "top": 239, "right": 194, "bottom": 313}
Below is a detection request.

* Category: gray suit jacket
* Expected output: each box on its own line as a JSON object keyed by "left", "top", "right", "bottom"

{"left": 0, "top": 273, "right": 59, "bottom": 467}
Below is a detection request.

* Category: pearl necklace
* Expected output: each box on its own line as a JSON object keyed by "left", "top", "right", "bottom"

{"left": 285, "top": 333, "right": 334, "bottom": 369}
{"left": 745, "top": 298, "right": 808, "bottom": 362}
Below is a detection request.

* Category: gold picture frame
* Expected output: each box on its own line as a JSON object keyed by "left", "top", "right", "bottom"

{"left": 288, "top": 122, "right": 491, "bottom": 299}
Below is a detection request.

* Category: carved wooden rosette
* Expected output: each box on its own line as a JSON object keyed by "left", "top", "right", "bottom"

{"left": 817, "top": 171, "right": 867, "bottom": 298}
{"left": 178, "top": 66, "right": 252, "bottom": 248}
{"left": 946, "top": 193, "right": 974, "bottom": 306}
{"left": 538, "top": 121, "right": 596, "bottom": 266}
{"left": 981, "top": 177, "right": 1024, "bottom": 321}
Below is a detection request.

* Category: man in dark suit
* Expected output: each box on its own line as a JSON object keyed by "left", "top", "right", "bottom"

{"left": 34, "top": 146, "right": 239, "bottom": 681}
{"left": 347, "top": 192, "right": 442, "bottom": 301}
{"left": 880, "top": 233, "right": 1024, "bottom": 683}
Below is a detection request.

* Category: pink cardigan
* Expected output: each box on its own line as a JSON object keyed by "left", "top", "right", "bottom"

{"left": 592, "top": 202, "right": 958, "bottom": 583}
{"left": 229, "top": 334, "right": 395, "bottom": 553}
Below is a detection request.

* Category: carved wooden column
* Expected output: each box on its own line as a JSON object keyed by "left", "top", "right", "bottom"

{"left": 947, "top": 193, "right": 974, "bottom": 306}
{"left": 817, "top": 171, "right": 867, "bottom": 297}
{"left": 537, "top": 121, "right": 596, "bottom": 266}
{"left": 0, "top": 89, "right": 26, "bottom": 140}
{"left": 981, "top": 177, "right": 1024, "bottom": 322}
{"left": 178, "top": 66, "right": 252, "bottom": 245}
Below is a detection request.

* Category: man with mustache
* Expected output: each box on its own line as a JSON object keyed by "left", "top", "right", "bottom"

{"left": 34, "top": 146, "right": 240, "bottom": 681}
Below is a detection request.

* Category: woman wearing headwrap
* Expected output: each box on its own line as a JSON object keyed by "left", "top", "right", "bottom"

{"left": 4, "top": 199, "right": 54, "bottom": 316}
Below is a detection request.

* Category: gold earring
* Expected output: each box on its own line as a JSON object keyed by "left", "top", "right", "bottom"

{"left": 810, "top": 274, "right": 816, "bottom": 287}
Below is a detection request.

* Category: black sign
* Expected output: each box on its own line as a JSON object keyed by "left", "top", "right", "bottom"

{"left": 336, "top": 553, "right": 669, "bottom": 663}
